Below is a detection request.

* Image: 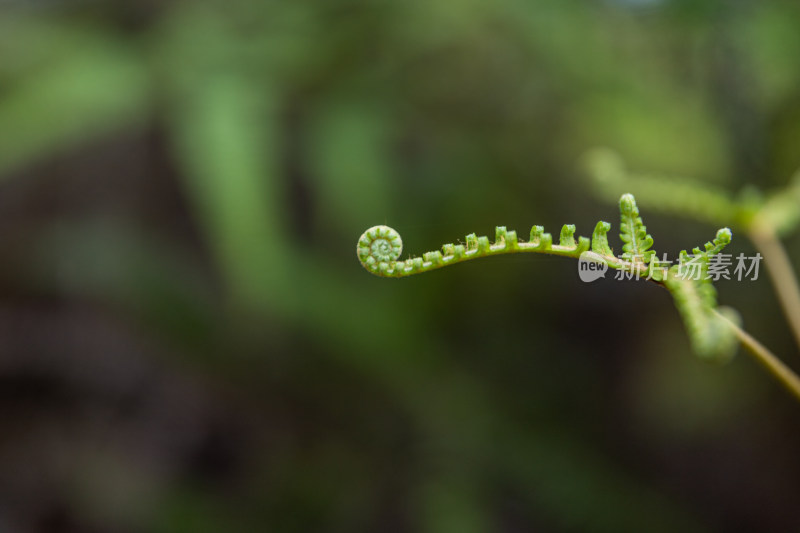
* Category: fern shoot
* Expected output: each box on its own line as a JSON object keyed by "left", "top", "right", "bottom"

{"left": 357, "top": 193, "right": 800, "bottom": 402}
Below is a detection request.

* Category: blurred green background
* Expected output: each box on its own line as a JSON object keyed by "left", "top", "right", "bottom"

{"left": 1, "top": 0, "right": 800, "bottom": 531}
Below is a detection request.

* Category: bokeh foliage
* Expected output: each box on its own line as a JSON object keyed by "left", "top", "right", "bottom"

{"left": 1, "top": 0, "right": 800, "bottom": 531}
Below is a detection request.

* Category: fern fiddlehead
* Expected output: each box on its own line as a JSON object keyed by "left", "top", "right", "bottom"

{"left": 357, "top": 225, "right": 404, "bottom": 275}
{"left": 358, "top": 223, "right": 609, "bottom": 278}
{"left": 358, "top": 194, "right": 737, "bottom": 360}
{"left": 357, "top": 195, "right": 664, "bottom": 280}
{"left": 357, "top": 193, "right": 800, "bottom": 399}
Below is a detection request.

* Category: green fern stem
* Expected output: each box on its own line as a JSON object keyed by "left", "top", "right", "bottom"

{"left": 357, "top": 224, "right": 632, "bottom": 278}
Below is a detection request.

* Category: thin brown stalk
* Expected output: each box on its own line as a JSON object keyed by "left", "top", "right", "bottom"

{"left": 748, "top": 224, "right": 800, "bottom": 353}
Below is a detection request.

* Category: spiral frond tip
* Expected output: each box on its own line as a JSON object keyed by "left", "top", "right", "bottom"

{"left": 357, "top": 225, "right": 403, "bottom": 273}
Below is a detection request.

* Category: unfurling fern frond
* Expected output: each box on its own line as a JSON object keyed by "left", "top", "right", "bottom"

{"left": 357, "top": 194, "right": 740, "bottom": 362}
{"left": 357, "top": 223, "right": 598, "bottom": 277}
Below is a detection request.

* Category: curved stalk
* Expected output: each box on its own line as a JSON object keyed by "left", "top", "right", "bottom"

{"left": 748, "top": 224, "right": 800, "bottom": 353}
{"left": 715, "top": 310, "right": 800, "bottom": 402}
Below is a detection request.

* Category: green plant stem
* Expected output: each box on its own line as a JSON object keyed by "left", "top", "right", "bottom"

{"left": 714, "top": 309, "right": 800, "bottom": 402}
{"left": 748, "top": 224, "right": 800, "bottom": 352}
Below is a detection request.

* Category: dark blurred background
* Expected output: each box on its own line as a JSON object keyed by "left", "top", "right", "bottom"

{"left": 1, "top": 0, "right": 800, "bottom": 531}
